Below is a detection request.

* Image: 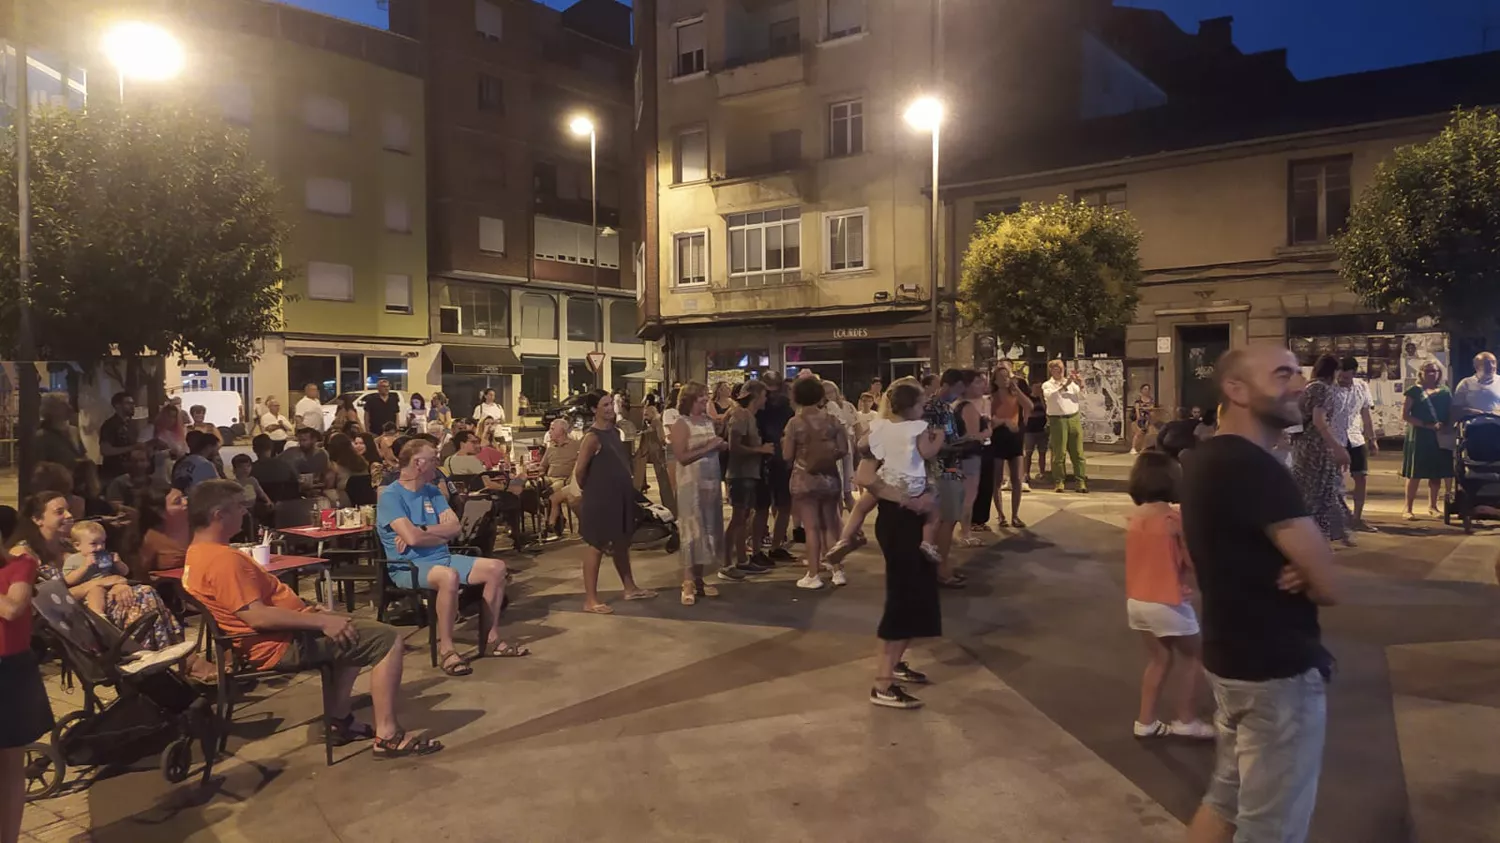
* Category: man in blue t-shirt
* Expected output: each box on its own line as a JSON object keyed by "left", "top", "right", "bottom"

{"left": 376, "top": 439, "right": 529, "bottom": 673}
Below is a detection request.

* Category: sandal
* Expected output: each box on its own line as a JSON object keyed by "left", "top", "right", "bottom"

{"left": 681, "top": 584, "right": 696, "bottom": 606}
{"left": 487, "top": 641, "right": 530, "bottom": 658}
{"left": 995, "top": 516, "right": 1009, "bottom": 528}
{"left": 1010, "top": 517, "right": 1027, "bottom": 529}
{"left": 697, "top": 582, "right": 720, "bottom": 598}
{"left": 438, "top": 650, "right": 472, "bottom": 677}
{"left": 583, "top": 602, "right": 615, "bottom": 614}
{"left": 972, "top": 522, "right": 991, "bottom": 533}
{"left": 623, "top": 589, "right": 659, "bottom": 601}
{"left": 328, "top": 713, "right": 375, "bottom": 747}
{"left": 372, "top": 730, "right": 444, "bottom": 760}
{"left": 959, "top": 536, "right": 983, "bottom": 547}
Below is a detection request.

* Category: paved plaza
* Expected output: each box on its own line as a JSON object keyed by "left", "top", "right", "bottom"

{"left": 14, "top": 458, "right": 1500, "bottom": 843}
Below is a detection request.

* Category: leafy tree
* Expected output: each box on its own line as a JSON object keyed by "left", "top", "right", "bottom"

{"left": 1336, "top": 108, "right": 1500, "bottom": 336}
{"left": 958, "top": 198, "right": 1142, "bottom": 351}
{"left": 0, "top": 101, "right": 293, "bottom": 491}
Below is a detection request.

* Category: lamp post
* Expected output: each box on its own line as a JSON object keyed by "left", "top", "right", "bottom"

{"left": 101, "top": 20, "right": 185, "bottom": 103}
{"left": 568, "top": 114, "right": 603, "bottom": 368}
{"left": 905, "top": 96, "right": 944, "bottom": 372}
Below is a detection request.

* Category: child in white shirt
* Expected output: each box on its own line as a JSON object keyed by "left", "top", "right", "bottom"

{"left": 867, "top": 381, "right": 945, "bottom": 561}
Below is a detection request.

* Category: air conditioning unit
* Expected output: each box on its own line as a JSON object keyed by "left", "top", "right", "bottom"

{"left": 439, "top": 306, "right": 461, "bottom": 335}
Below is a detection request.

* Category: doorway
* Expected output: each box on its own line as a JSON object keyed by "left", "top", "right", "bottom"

{"left": 1177, "top": 324, "right": 1230, "bottom": 416}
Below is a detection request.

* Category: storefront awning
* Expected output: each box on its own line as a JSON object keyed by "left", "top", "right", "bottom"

{"left": 441, "top": 345, "right": 523, "bottom": 376}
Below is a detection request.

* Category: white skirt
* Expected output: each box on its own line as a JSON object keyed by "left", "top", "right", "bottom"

{"left": 1126, "top": 599, "right": 1200, "bottom": 637}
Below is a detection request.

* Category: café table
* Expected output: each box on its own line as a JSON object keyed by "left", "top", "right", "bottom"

{"left": 275, "top": 524, "right": 377, "bottom": 609}
{"left": 155, "top": 553, "right": 332, "bottom": 607}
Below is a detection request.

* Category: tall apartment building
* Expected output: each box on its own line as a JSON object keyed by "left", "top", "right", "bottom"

{"left": 390, "top": 0, "right": 649, "bottom": 419}
{"left": 7, "top": 0, "right": 432, "bottom": 427}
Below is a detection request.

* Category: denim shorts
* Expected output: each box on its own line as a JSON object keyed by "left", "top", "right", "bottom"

{"left": 1203, "top": 668, "right": 1327, "bottom": 843}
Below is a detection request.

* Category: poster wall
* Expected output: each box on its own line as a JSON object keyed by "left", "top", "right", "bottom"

{"left": 1076, "top": 358, "right": 1125, "bottom": 445}
{"left": 1289, "top": 332, "right": 1448, "bottom": 438}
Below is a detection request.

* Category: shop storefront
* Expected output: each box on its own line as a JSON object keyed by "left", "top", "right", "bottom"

{"left": 440, "top": 344, "right": 523, "bottom": 419}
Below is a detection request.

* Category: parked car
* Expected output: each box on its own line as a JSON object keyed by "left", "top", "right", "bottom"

{"left": 321, "top": 390, "right": 412, "bottom": 432}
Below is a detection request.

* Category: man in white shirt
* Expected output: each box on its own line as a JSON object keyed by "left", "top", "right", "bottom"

{"left": 1452, "top": 351, "right": 1500, "bottom": 419}
{"left": 1041, "top": 359, "right": 1087, "bottom": 493}
{"left": 293, "top": 383, "right": 326, "bottom": 435}
{"left": 1335, "top": 358, "right": 1377, "bottom": 530}
{"left": 259, "top": 397, "right": 293, "bottom": 455}
{"left": 474, "top": 388, "right": 506, "bottom": 425}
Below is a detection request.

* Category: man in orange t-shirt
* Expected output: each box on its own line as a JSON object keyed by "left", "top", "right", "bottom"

{"left": 182, "top": 480, "right": 441, "bottom": 760}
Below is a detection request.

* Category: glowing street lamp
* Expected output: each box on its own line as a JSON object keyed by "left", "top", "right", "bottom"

{"left": 101, "top": 21, "right": 184, "bottom": 101}
{"left": 569, "top": 113, "right": 603, "bottom": 356}
{"left": 905, "top": 96, "right": 945, "bottom": 368}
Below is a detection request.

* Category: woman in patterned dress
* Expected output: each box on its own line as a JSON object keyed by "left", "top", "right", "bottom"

{"left": 672, "top": 383, "right": 729, "bottom": 606}
{"left": 1291, "top": 355, "right": 1352, "bottom": 544}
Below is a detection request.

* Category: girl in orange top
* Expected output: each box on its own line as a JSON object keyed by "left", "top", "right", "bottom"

{"left": 1125, "top": 451, "right": 1212, "bottom": 740}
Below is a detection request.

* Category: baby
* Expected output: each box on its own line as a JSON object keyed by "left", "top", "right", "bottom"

{"left": 61, "top": 520, "right": 131, "bottom": 616}
{"left": 867, "top": 382, "right": 945, "bottom": 561}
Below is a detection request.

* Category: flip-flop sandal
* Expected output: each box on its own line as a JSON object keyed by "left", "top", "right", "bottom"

{"left": 1011, "top": 517, "right": 1027, "bottom": 529}
{"left": 623, "top": 589, "right": 659, "bottom": 601}
{"left": 697, "top": 583, "right": 720, "bottom": 598}
{"left": 373, "top": 730, "right": 444, "bottom": 760}
{"left": 438, "top": 650, "right": 473, "bottom": 676}
{"left": 583, "top": 603, "right": 615, "bottom": 614}
{"left": 328, "top": 713, "right": 376, "bottom": 746}
{"left": 487, "top": 641, "right": 530, "bottom": 658}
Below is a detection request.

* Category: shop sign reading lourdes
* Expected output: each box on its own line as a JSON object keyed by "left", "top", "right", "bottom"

{"left": 833, "top": 328, "right": 870, "bottom": 339}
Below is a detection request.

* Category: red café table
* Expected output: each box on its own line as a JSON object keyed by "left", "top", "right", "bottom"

{"left": 155, "top": 554, "right": 333, "bottom": 608}
{"left": 275, "top": 524, "right": 376, "bottom": 608}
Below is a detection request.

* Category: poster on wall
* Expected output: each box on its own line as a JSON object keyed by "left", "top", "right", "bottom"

{"left": 1076, "top": 358, "right": 1124, "bottom": 444}
{"left": 706, "top": 369, "right": 750, "bottom": 389}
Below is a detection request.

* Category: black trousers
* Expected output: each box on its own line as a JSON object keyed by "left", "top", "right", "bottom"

{"left": 971, "top": 442, "right": 996, "bottom": 525}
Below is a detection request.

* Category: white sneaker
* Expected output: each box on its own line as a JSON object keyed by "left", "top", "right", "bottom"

{"left": 796, "top": 573, "right": 825, "bottom": 590}
{"left": 830, "top": 567, "right": 848, "bottom": 587}
{"left": 1129, "top": 448, "right": 1139, "bottom": 455}
{"left": 1022, "top": 481, "right": 1032, "bottom": 493}
{"left": 1169, "top": 720, "right": 1216, "bottom": 740}
{"left": 999, "top": 481, "right": 1011, "bottom": 491}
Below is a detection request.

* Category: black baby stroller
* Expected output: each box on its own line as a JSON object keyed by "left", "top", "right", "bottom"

{"left": 23, "top": 579, "right": 214, "bottom": 800}
{"left": 1445, "top": 412, "right": 1500, "bottom": 534}
{"left": 631, "top": 491, "right": 680, "bottom": 553}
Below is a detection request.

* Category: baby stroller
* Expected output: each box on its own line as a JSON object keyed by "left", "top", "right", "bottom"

{"left": 631, "top": 491, "right": 680, "bottom": 553}
{"left": 23, "top": 580, "right": 214, "bottom": 800}
{"left": 1445, "top": 413, "right": 1500, "bottom": 534}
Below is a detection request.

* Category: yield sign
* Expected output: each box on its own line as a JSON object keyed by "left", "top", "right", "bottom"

{"left": 586, "top": 351, "right": 606, "bottom": 373}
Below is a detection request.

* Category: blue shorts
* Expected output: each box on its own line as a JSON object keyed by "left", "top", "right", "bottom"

{"left": 389, "top": 554, "right": 479, "bottom": 590}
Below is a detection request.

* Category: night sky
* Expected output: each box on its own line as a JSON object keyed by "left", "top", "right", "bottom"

{"left": 279, "top": 0, "right": 1494, "bottom": 80}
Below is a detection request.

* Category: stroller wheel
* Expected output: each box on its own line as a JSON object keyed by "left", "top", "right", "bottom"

{"left": 23, "top": 743, "right": 64, "bottom": 801}
{"left": 161, "top": 739, "right": 192, "bottom": 784}
{"left": 52, "top": 710, "right": 88, "bottom": 744}
{"left": 664, "top": 533, "right": 680, "bottom": 554}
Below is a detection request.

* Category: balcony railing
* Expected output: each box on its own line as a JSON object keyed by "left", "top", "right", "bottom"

{"left": 715, "top": 49, "right": 805, "bottom": 99}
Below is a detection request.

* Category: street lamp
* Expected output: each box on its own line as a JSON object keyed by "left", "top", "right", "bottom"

{"left": 101, "top": 21, "right": 184, "bottom": 102}
{"left": 905, "top": 95, "right": 944, "bottom": 371}
{"left": 568, "top": 113, "right": 602, "bottom": 358}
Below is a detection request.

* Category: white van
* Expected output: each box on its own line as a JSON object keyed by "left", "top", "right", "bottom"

{"left": 177, "top": 391, "right": 246, "bottom": 429}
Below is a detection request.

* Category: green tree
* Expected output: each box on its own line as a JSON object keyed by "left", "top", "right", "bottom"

{"left": 958, "top": 198, "right": 1142, "bottom": 351}
{"left": 0, "top": 101, "right": 293, "bottom": 491}
{"left": 1336, "top": 108, "right": 1500, "bottom": 335}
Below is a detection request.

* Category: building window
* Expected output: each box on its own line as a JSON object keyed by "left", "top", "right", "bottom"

{"left": 385, "top": 197, "right": 412, "bottom": 233}
{"left": 534, "top": 216, "right": 620, "bottom": 268}
{"left": 289, "top": 357, "right": 337, "bottom": 404}
{"left": 382, "top": 113, "right": 411, "bottom": 152}
{"left": 728, "top": 207, "right": 801, "bottom": 287}
{"left": 307, "top": 262, "right": 355, "bottom": 302}
{"left": 828, "top": 99, "right": 863, "bottom": 157}
{"left": 219, "top": 83, "right": 252, "bottom": 124}
{"left": 479, "top": 216, "right": 506, "bottom": 254}
{"left": 366, "top": 357, "right": 408, "bottom": 391}
{"left": 827, "top": 0, "right": 864, "bottom": 39}
{"left": 974, "top": 198, "right": 1021, "bottom": 223}
{"left": 478, "top": 73, "right": 504, "bottom": 112}
{"left": 306, "top": 177, "right": 352, "bottom": 216}
{"left": 567, "top": 297, "right": 600, "bottom": 342}
{"left": 770, "top": 16, "right": 801, "bottom": 55}
{"left": 440, "top": 284, "right": 509, "bottom": 337}
{"left": 303, "top": 94, "right": 349, "bottom": 134}
{"left": 825, "top": 208, "right": 868, "bottom": 272}
{"left": 1076, "top": 185, "right": 1126, "bottom": 209}
{"left": 675, "top": 19, "right": 706, "bottom": 77}
{"left": 674, "top": 232, "right": 708, "bottom": 287}
{"left": 475, "top": 0, "right": 503, "bottom": 41}
{"left": 520, "top": 293, "right": 558, "bottom": 339}
{"left": 384, "top": 274, "right": 412, "bottom": 314}
{"left": 675, "top": 128, "right": 708, "bottom": 183}
{"left": 1289, "top": 157, "right": 1352, "bottom": 245}
{"left": 521, "top": 356, "right": 559, "bottom": 406}
{"left": 770, "top": 129, "right": 801, "bottom": 168}
{"left": 610, "top": 300, "right": 644, "bottom": 344}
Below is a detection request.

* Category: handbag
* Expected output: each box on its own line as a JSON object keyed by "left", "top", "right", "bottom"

{"left": 1420, "top": 390, "right": 1457, "bottom": 450}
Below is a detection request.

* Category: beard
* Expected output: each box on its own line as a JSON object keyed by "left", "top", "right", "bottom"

{"left": 1249, "top": 393, "right": 1301, "bottom": 429}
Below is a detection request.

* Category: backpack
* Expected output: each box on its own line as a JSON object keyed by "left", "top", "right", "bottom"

{"left": 799, "top": 414, "right": 841, "bottom": 474}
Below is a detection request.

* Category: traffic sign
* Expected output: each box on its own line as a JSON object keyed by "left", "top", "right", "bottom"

{"left": 586, "top": 351, "right": 606, "bottom": 373}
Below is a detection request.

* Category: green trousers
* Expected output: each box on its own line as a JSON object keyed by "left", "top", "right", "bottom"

{"left": 1049, "top": 413, "right": 1086, "bottom": 487}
